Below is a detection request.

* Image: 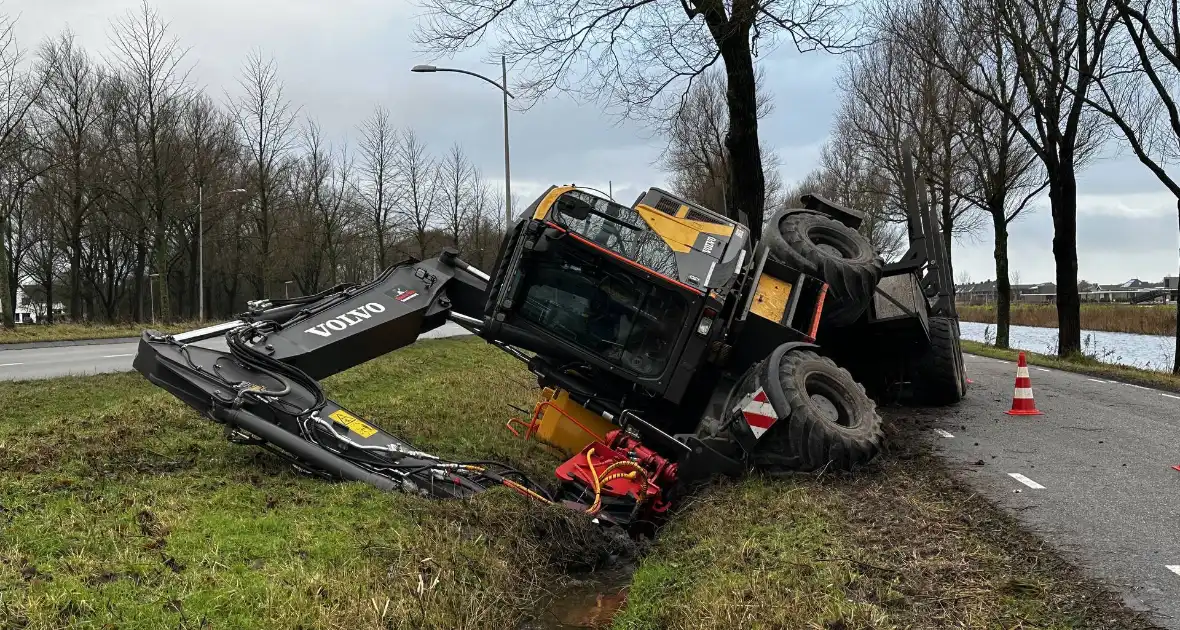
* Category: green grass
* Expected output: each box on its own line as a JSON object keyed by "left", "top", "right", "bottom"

{"left": 614, "top": 420, "right": 1154, "bottom": 630}
{"left": 0, "top": 338, "right": 1157, "bottom": 629}
{"left": 963, "top": 339, "right": 1180, "bottom": 392}
{"left": 0, "top": 337, "right": 598, "bottom": 630}
{"left": 0, "top": 321, "right": 210, "bottom": 344}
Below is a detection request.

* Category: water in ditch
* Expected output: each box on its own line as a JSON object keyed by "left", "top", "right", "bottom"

{"left": 959, "top": 320, "right": 1175, "bottom": 371}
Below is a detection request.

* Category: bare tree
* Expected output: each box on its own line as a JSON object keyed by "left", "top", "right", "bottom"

{"left": 36, "top": 30, "right": 113, "bottom": 321}
{"left": 1084, "top": 0, "right": 1180, "bottom": 372}
{"left": 836, "top": 14, "right": 980, "bottom": 277}
{"left": 782, "top": 120, "right": 908, "bottom": 260}
{"left": 183, "top": 93, "right": 238, "bottom": 318}
{"left": 888, "top": 0, "right": 1118, "bottom": 356}
{"left": 394, "top": 129, "right": 438, "bottom": 259}
{"left": 416, "top": 0, "right": 863, "bottom": 240}
{"left": 106, "top": 0, "right": 194, "bottom": 321}
{"left": 230, "top": 48, "right": 298, "bottom": 298}
{"left": 658, "top": 67, "right": 783, "bottom": 216}
{"left": 954, "top": 32, "right": 1046, "bottom": 349}
{"left": 357, "top": 105, "right": 398, "bottom": 271}
{"left": 437, "top": 143, "right": 479, "bottom": 249}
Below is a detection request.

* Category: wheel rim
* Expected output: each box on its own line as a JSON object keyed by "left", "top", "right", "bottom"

{"left": 808, "top": 226, "right": 855, "bottom": 260}
{"left": 805, "top": 372, "right": 859, "bottom": 429}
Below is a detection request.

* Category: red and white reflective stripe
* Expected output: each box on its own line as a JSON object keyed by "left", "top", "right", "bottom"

{"left": 397, "top": 290, "right": 418, "bottom": 302}
{"left": 741, "top": 388, "right": 778, "bottom": 439}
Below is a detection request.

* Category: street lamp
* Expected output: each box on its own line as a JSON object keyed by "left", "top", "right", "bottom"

{"left": 284, "top": 280, "right": 294, "bottom": 299}
{"left": 199, "top": 186, "right": 248, "bottom": 322}
{"left": 148, "top": 273, "right": 160, "bottom": 324}
{"left": 412, "top": 56, "right": 514, "bottom": 227}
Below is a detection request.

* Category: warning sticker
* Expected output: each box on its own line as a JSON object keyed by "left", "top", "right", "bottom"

{"left": 329, "top": 409, "right": 378, "bottom": 438}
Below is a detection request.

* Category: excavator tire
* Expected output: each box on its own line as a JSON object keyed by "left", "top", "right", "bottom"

{"left": 910, "top": 316, "right": 966, "bottom": 406}
{"left": 748, "top": 346, "right": 884, "bottom": 473}
{"left": 764, "top": 209, "right": 883, "bottom": 327}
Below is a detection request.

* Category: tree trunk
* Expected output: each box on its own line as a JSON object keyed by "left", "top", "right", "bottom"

{"left": 68, "top": 231, "right": 82, "bottom": 321}
{"left": 941, "top": 188, "right": 954, "bottom": 294}
{"left": 991, "top": 206, "right": 1010, "bottom": 349}
{"left": 44, "top": 278, "right": 53, "bottom": 324}
{"left": 0, "top": 237, "right": 12, "bottom": 329}
{"left": 720, "top": 36, "right": 766, "bottom": 240}
{"left": 1174, "top": 200, "right": 1179, "bottom": 375}
{"left": 189, "top": 221, "right": 199, "bottom": 320}
{"left": 132, "top": 238, "right": 146, "bottom": 322}
{"left": 1049, "top": 167, "right": 1081, "bottom": 357}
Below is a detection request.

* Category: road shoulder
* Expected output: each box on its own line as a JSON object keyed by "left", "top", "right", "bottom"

{"left": 963, "top": 340, "right": 1180, "bottom": 393}
{"left": 0, "top": 337, "right": 141, "bottom": 351}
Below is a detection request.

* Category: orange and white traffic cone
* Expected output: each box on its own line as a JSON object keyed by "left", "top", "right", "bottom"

{"left": 1006, "top": 352, "right": 1043, "bottom": 416}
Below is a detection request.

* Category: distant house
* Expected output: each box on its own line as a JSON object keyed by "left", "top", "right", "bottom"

{"left": 958, "top": 276, "right": 1178, "bottom": 305}
{"left": 955, "top": 280, "right": 1041, "bottom": 304}
{"left": 13, "top": 285, "right": 65, "bottom": 324}
{"left": 956, "top": 280, "right": 997, "bottom": 305}
{"left": 1020, "top": 282, "right": 1057, "bottom": 304}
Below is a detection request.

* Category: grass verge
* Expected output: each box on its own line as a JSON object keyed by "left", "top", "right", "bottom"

{"left": 0, "top": 321, "right": 208, "bottom": 344}
{"left": 963, "top": 339, "right": 1180, "bottom": 392}
{"left": 0, "top": 338, "right": 1160, "bottom": 629}
{"left": 0, "top": 337, "right": 628, "bottom": 630}
{"left": 614, "top": 408, "right": 1160, "bottom": 629}
{"left": 959, "top": 303, "right": 1177, "bottom": 336}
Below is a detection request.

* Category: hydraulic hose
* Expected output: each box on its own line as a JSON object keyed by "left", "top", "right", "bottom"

{"left": 211, "top": 407, "right": 401, "bottom": 492}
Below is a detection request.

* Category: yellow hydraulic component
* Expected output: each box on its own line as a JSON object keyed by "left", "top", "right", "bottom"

{"left": 634, "top": 204, "right": 734, "bottom": 254}
{"left": 526, "top": 387, "right": 617, "bottom": 456}
{"left": 750, "top": 273, "right": 793, "bottom": 323}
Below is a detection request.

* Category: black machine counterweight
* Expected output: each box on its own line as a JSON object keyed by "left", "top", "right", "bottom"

{"left": 134, "top": 143, "right": 966, "bottom": 530}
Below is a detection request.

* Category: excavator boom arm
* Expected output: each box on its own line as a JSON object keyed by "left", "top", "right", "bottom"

{"left": 130, "top": 251, "right": 543, "bottom": 501}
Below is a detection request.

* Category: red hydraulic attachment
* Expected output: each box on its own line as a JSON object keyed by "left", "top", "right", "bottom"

{"left": 555, "top": 429, "right": 678, "bottom": 518}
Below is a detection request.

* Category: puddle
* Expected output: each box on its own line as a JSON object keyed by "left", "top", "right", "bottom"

{"left": 520, "top": 565, "right": 635, "bottom": 629}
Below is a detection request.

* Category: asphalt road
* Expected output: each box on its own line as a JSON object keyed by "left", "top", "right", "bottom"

{"left": 930, "top": 353, "right": 1180, "bottom": 628}
{"left": 0, "top": 322, "right": 470, "bottom": 381}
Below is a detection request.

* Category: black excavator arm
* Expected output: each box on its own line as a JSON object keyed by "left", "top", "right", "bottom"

{"left": 132, "top": 250, "right": 550, "bottom": 502}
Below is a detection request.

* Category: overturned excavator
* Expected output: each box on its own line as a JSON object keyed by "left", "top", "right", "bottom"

{"left": 134, "top": 141, "right": 964, "bottom": 532}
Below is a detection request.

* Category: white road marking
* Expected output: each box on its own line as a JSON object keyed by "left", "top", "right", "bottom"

{"left": 102, "top": 354, "right": 133, "bottom": 358}
{"left": 1088, "top": 378, "right": 1107, "bottom": 383}
{"left": 1167, "top": 565, "right": 1180, "bottom": 577}
{"left": 1162, "top": 394, "right": 1180, "bottom": 400}
{"left": 1125, "top": 383, "right": 1150, "bottom": 390}
{"left": 1008, "top": 473, "right": 1045, "bottom": 489}
{"left": 1034, "top": 367, "right": 1050, "bottom": 372}
{"left": 934, "top": 428, "right": 954, "bottom": 438}
{"left": 0, "top": 362, "right": 23, "bottom": 367}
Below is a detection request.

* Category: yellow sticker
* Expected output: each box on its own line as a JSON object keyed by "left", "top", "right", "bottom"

{"left": 329, "top": 409, "right": 378, "bottom": 438}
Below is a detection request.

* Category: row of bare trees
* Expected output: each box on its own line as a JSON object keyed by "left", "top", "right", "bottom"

{"left": 851, "top": 0, "right": 1180, "bottom": 372}
{"left": 0, "top": 2, "right": 506, "bottom": 327}
{"left": 659, "top": 0, "right": 1179, "bottom": 372}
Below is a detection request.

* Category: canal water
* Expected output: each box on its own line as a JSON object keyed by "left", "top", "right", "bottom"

{"left": 959, "top": 321, "right": 1176, "bottom": 372}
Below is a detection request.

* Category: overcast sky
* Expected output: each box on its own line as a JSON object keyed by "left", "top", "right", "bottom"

{"left": 10, "top": 0, "right": 1179, "bottom": 286}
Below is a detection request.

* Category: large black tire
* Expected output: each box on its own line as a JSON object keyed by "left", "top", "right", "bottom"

{"left": 748, "top": 347, "right": 885, "bottom": 472}
{"left": 911, "top": 316, "right": 967, "bottom": 406}
{"left": 764, "top": 209, "right": 883, "bottom": 327}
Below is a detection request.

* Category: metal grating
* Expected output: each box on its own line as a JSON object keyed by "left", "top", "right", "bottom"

{"left": 873, "top": 273, "right": 923, "bottom": 320}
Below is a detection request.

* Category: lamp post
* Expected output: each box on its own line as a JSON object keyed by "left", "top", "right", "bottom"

{"left": 284, "top": 280, "right": 294, "bottom": 299}
{"left": 411, "top": 57, "right": 514, "bottom": 227}
{"left": 199, "top": 186, "right": 247, "bottom": 322}
{"left": 148, "top": 273, "right": 160, "bottom": 324}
